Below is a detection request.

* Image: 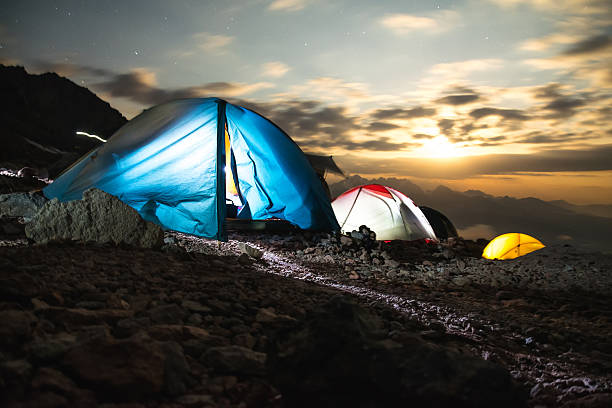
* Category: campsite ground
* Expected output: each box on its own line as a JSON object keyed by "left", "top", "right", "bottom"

{"left": 1, "top": 176, "right": 612, "bottom": 407}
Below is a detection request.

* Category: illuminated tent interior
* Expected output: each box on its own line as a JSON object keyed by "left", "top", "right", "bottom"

{"left": 44, "top": 98, "right": 339, "bottom": 240}
{"left": 332, "top": 184, "right": 437, "bottom": 241}
{"left": 419, "top": 206, "right": 458, "bottom": 240}
{"left": 482, "top": 233, "right": 545, "bottom": 260}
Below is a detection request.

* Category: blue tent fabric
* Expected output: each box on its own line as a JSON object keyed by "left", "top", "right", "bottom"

{"left": 43, "top": 98, "right": 339, "bottom": 239}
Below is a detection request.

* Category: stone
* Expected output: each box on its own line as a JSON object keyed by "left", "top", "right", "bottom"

{"left": 181, "top": 299, "right": 211, "bottom": 313}
{"left": 268, "top": 296, "right": 526, "bottom": 408}
{"left": 41, "top": 307, "right": 133, "bottom": 326}
{"left": 31, "top": 297, "right": 50, "bottom": 310}
{"left": 451, "top": 276, "right": 472, "bottom": 287}
{"left": 420, "top": 329, "right": 444, "bottom": 340}
{"left": 559, "top": 393, "right": 612, "bottom": 407}
{"left": 0, "top": 359, "right": 32, "bottom": 395}
{"left": 350, "top": 231, "right": 364, "bottom": 240}
{"left": 340, "top": 235, "right": 352, "bottom": 246}
{"left": 61, "top": 333, "right": 186, "bottom": 400}
{"left": 28, "top": 333, "right": 77, "bottom": 363}
{"left": 115, "top": 317, "right": 150, "bottom": 338}
{"left": 1, "top": 220, "right": 23, "bottom": 235}
{"left": 147, "top": 325, "right": 211, "bottom": 342}
{"left": 385, "top": 259, "right": 400, "bottom": 268}
{"left": 25, "top": 188, "right": 164, "bottom": 248}
{"left": 31, "top": 366, "right": 79, "bottom": 395}
{"left": 0, "top": 191, "right": 47, "bottom": 221}
{"left": 0, "top": 310, "right": 36, "bottom": 346}
{"left": 239, "top": 242, "right": 264, "bottom": 259}
{"left": 442, "top": 248, "right": 455, "bottom": 259}
{"left": 237, "top": 253, "right": 252, "bottom": 265}
{"left": 233, "top": 332, "right": 257, "bottom": 349}
{"left": 161, "top": 341, "right": 193, "bottom": 396}
{"left": 176, "top": 394, "right": 214, "bottom": 406}
{"left": 75, "top": 301, "right": 107, "bottom": 310}
{"left": 202, "top": 345, "right": 267, "bottom": 375}
{"left": 0, "top": 272, "right": 41, "bottom": 300}
{"left": 255, "top": 307, "right": 296, "bottom": 325}
{"left": 163, "top": 236, "right": 176, "bottom": 245}
{"left": 495, "top": 290, "right": 515, "bottom": 300}
{"left": 24, "top": 391, "right": 68, "bottom": 408}
{"left": 148, "top": 303, "right": 185, "bottom": 325}
{"left": 322, "top": 254, "right": 335, "bottom": 263}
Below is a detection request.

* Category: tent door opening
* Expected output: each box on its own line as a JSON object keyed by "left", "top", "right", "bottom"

{"left": 225, "top": 127, "right": 244, "bottom": 217}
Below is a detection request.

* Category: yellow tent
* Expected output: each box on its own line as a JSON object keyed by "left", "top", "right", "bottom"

{"left": 482, "top": 233, "right": 545, "bottom": 260}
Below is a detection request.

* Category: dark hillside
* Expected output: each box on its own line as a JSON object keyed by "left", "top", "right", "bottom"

{"left": 0, "top": 65, "right": 127, "bottom": 174}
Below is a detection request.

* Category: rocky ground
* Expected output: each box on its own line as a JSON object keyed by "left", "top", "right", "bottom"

{"left": 1, "top": 177, "right": 611, "bottom": 407}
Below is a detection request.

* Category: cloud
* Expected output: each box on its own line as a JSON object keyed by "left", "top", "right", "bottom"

{"left": 366, "top": 122, "right": 400, "bottom": 132}
{"left": 487, "top": 0, "right": 611, "bottom": 14}
{"left": 412, "top": 133, "right": 436, "bottom": 139}
{"left": 523, "top": 33, "right": 612, "bottom": 87}
{"left": 343, "top": 137, "right": 417, "bottom": 151}
{"left": 237, "top": 100, "right": 417, "bottom": 152}
{"left": 29, "top": 60, "right": 115, "bottom": 78}
{"left": 532, "top": 82, "right": 564, "bottom": 99}
{"left": 94, "top": 68, "right": 273, "bottom": 105}
{"left": 515, "top": 131, "right": 594, "bottom": 144}
{"left": 542, "top": 97, "right": 585, "bottom": 118}
{"left": 428, "top": 59, "right": 504, "bottom": 80}
{"left": 437, "top": 119, "right": 455, "bottom": 134}
{"left": 435, "top": 94, "right": 480, "bottom": 105}
{"left": 581, "top": 65, "right": 612, "bottom": 87}
{"left": 380, "top": 10, "right": 459, "bottom": 35}
{"left": 268, "top": 0, "right": 309, "bottom": 12}
{"left": 194, "top": 32, "right": 234, "bottom": 54}
{"left": 305, "top": 77, "right": 369, "bottom": 99}
{"left": 380, "top": 14, "right": 438, "bottom": 33}
{"left": 261, "top": 61, "right": 290, "bottom": 78}
{"left": 200, "top": 81, "right": 275, "bottom": 96}
{"left": 469, "top": 107, "right": 529, "bottom": 121}
{"left": 532, "top": 83, "right": 589, "bottom": 118}
{"left": 282, "top": 77, "right": 372, "bottom": 106}
{"left": 371, "top": 106, "right": 436, "bottom": 120}
{"left": 519, "top": 33, "right": 577, "bottom": 51}
{"left": 561, "top": 34, "right": 612, "bottom": 56}
{"left": 336, "top": 145, "right": 612, "bottom": 179}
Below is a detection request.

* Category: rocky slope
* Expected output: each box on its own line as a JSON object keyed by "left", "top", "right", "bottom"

{"left": 1, "top": 184, "right": 611, "bottom": 406}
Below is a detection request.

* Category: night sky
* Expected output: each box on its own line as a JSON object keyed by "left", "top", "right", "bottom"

{"left": 1, "top": 0, "right": 611, "bottom": 204}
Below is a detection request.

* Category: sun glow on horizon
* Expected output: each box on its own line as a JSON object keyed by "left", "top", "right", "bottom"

{"left": 417, "top": 136, "right": 466, "bottom": 158}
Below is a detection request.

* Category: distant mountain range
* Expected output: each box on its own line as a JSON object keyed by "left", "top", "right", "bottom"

{"left": 331, "top": 175, "right": 612, "bottom": 253}
{"left": 0, "top": 64, "right": 126, "bottom": 176}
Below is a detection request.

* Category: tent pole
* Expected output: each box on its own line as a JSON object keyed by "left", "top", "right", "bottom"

{"left": 215, "top": 99, "right": 228, "bottom": 241}
{"left": 340, "top": 187, "right": 362, "bottom": 231}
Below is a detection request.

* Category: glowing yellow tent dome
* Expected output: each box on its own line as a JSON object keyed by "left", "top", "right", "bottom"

{"left": 482, "top": 233, "right": 545, "bottom": 260}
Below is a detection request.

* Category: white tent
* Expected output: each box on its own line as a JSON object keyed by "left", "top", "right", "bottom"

{"left": 332, "top": 184, "right": 437, "bottom": 241}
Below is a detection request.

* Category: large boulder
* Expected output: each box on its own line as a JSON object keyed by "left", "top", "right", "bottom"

{"left": 268, "top": 296, "right": 527, "bottom": 408}
{"left": 0, "top": 191, "right": 47, "bottom": 221}
{"left": 25, "top": 188, "right": 163, "bottom": 248}
{"left": 61, "top": 333, "right": 192, "bottom": 400}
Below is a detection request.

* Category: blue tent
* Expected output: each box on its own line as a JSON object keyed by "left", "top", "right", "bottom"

{"left": 44, "top": 98, "right": 339, "bottom": 240}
